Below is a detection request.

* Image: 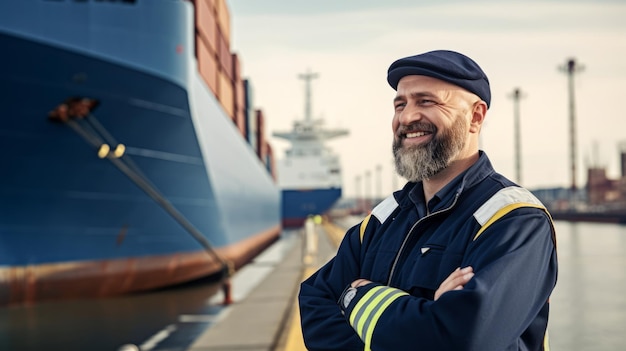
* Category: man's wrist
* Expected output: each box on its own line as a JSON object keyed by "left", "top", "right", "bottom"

{"left": 351, "top": 279, "right": 370, "bottom": 288}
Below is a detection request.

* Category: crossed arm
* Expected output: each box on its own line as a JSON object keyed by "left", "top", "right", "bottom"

{"left": 350, "top": 266, "right": 475, "bottom": 300}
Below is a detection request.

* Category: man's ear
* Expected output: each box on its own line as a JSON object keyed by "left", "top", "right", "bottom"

{"left": 469, "top": 101, "right": 487, "bottom": 133}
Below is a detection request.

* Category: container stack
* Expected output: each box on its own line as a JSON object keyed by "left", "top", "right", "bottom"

{"left": 191, "top": 0, "right": 274, "bottom": 177}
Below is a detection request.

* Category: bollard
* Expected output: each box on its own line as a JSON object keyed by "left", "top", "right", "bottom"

{"left": 222, "top": 278, "right": 233, "bottom": 305}
{"left": 303, "top": 217, "right": 319, "bottom": 266}
{"left": 221, "top": 261, "right": 235, "bottom": 305}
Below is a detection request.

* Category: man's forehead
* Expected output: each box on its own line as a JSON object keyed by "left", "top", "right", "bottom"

{"left": 396, "top": 75, "right": 471, "bottom": 97}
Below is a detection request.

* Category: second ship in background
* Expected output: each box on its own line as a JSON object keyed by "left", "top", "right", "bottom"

{"left": 273, "top": 71, "right": 348, "bottom": 228}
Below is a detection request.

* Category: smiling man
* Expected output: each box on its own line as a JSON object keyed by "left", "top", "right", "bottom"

{"left": 299, "top": 50, "right": 558, "bottom": 351}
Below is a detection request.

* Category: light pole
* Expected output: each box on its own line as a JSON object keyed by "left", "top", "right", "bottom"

{"left": 508, "top": 88, "right": 525, "bottom": 185}
{"left": 559, "top": 57, "right": 584, "bottom": 196}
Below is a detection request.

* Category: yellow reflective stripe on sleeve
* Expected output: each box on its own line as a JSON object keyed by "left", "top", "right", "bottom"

{"left": 349, "top": 286, "right": 408, "bottom": 348}
{"left": 359, "top": 214, "right": 371, "bottom": 244}
{"left": 349, "top": 286, "right": 387, "bottom": 334}
{"left": 362, "top": 290, "right": 406, "bottom": 351}
{"left": 473, "top": 202, "right": 545, "bottom": 240}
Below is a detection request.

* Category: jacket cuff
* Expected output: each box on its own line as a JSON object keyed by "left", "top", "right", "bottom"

{"left": 339, "top": 284, "right": 409, "bottom": 345}
{"left": 337, "top": 282, "right": 377, "bottom": 316}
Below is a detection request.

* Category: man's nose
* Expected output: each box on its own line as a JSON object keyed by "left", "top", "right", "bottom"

{"left": 398, "top": 105, "right": 423, "bottom": 125}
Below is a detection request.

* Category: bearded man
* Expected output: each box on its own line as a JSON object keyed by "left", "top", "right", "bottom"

{"left": 299, "top": 50, "right": 558, "bottom": 351}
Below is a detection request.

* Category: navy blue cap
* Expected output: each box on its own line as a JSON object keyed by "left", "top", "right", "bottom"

{"left": 387, "top": 50, "right": 491, "bottom": 108}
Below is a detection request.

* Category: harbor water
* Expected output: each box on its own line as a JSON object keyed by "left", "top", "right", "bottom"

{"left": 549, "top": 221, "right": 626, "bottom": 350}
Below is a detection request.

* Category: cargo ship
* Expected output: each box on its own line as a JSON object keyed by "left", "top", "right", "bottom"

{"left": 0, "top": 0, "right": 281, "bottom": 306}
{"left": 273, "top": 71, "right": 348, "bottom": 228}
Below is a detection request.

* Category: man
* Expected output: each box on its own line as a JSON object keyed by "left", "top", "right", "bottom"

{"left": 298, "top": 50, "right": 558, "bottom": 351}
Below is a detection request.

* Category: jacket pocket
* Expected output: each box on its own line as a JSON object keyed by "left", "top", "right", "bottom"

{"left": 406, "top": 244, "right": 463, "bottom": 299}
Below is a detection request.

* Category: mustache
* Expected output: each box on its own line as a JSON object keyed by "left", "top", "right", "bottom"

{"left": 396, "top": 122, "right": 437, "bottom": 137}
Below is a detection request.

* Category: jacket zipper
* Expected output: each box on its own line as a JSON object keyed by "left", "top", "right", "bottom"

{"left": 386, "top": 191, "right": 461, "bottom": 286}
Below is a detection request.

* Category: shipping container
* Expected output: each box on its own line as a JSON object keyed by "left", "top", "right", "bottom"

{"left": 232, "top": 53, "right": 242, "bottom": 81}
{"left": 232, "top": 54, "right": 244, "bottom": 109}
{"left": 218, "top": 70, "right": 235, "bottom": 119}
{"left": 232, "top": 54, "right": 245, "bottom": 137}
{"left": 196, "top": 36, "right": 218, "bottom": 96}
{"left": 217, "top": 28, "right": 233, "bottom": 81}
{"left": 215, "top": 0, "right": 231, "bottom": 43}
{"left": 191, "top": 0, "right": 216, "bottom": 12}
{"left": 194, "top": 0, "right": 217, "bottom": 55}
{"left": 244, "top": 79, "right": 258, "bottom": 151}
{"left": 234, "top": 77, "right": 246, "bottom": 137}
{"left": 256, "top": 109, "right": 266, "bottom": 161}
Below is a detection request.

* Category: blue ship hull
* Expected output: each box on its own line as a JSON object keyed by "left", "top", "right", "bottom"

{"left": 281, "top": 188, "right": 342, "bottom": 228}
{"left": 0, "top": 0, "right": 280, "bottom": 305}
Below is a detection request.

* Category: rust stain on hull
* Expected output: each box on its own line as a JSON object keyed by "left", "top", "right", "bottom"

{"left": 0, "top": 224, "right": 281, "bottom": 306}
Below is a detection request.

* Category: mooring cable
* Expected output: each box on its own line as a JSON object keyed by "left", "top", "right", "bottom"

{"left": 52, "top": 101, "right": 229, "bottom": 272}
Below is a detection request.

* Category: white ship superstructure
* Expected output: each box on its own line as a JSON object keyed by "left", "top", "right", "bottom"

{"left": 273, "top": 71, "right": 348, "bottom": 227}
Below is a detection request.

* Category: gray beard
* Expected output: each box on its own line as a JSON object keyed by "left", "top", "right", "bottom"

{"left": 393, "top": 117, "right": 468, "bottom": 182}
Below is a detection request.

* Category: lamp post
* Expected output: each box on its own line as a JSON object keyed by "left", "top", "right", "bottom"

{"left": 559, "top": 57, "right": 584, "bottom": 196}
{"left": 508, "top": 88, "right": 525, "bottom": 185}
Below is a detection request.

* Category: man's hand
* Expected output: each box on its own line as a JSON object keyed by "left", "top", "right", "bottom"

{"left": 435, "top": 266, "right": 474, "bottom": 300}
{"left": 351, "top": 278, "right": 372, "bottom": 288}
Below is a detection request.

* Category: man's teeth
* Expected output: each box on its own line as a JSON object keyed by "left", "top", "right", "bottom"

{"left": 406, "top": 131, "right": 428, "bottom": 138}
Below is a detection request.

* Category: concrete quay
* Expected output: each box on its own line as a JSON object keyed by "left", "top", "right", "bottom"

{"left": 186, "top": 218, "right": 345, "bottom": 351}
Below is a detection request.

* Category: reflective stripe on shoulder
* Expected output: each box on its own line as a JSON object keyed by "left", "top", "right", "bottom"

{"left": 372, "top": 195, "right": 398, "bottom": 224}
{"left": 359, "top": 195, "right": 399, "bottom": 243}
{"left": 473, "top": 186, "right": 546, "bottom": 241}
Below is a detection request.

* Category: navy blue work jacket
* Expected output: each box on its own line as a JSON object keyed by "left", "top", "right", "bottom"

{"left": 299, "top": 152, "right": 558, "bottom": 351}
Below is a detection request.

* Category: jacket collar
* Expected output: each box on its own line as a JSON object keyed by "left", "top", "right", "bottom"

{"left": 393, "top": 150, "right": 496, "bottom": 210}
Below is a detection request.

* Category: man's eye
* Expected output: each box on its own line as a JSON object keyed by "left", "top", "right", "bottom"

{"left": 394, "top": 103, "right": 406, "bottom": 110}
{"left": 419, "top": 99, "right": 435, "bottom": 105}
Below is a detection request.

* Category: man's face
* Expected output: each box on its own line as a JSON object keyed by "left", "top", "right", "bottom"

{"left": 391, "top": 75, "right": 476, "bottom": 182}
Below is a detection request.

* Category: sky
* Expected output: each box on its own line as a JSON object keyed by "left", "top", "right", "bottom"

{"left": 227, "top": 0, "right": 626, "bottom": 198}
